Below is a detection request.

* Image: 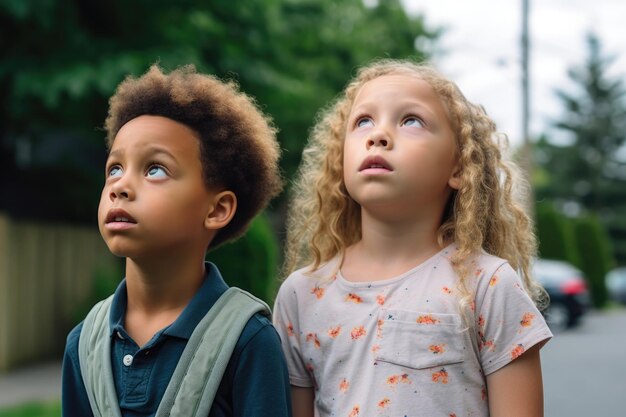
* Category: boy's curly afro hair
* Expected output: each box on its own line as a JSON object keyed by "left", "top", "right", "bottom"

{"left": 104, "top": 64, "right": 283, "bottom": 249}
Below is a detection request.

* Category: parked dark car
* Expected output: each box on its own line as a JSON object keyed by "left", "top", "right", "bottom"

{"left": 606, "top": 267, "right": 626, "bottom": 304}
{"left": 532, "top": 259, "right": 591, "bottom": 331}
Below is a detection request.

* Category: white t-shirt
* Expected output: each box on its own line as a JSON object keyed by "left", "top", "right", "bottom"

{"left": 273, "top": 245, "right": 552, "bottom": 417}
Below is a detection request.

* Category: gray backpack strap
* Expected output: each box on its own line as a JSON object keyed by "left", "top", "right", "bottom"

{"left": 78, "top": 295, "right": 122, "bottom": 417}
{"left": 155, "top": 287, "right": 270, "bottom": 417}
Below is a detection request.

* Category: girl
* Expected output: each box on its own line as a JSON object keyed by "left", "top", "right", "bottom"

{"left": 273, "top": 59, "right": 552, "bottom": 417}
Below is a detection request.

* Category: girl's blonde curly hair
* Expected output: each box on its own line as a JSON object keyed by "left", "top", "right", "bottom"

{"left": 284, "top": 59, "right": 546, "bottom": 310}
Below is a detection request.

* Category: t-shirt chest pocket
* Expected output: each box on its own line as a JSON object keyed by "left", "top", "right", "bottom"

{"left": 375, "top": 309, "right": 467, "bottom": 370}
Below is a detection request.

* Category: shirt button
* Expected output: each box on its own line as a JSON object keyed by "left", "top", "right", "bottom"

{"left": 123, "top": 354, "right": 134, "bottom": 367}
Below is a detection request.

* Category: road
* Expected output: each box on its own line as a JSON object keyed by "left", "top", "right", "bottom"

{"left": 542, "top": 307, "right": 626, "bottom": 417}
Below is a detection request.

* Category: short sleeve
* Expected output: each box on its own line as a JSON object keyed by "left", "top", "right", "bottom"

{"left": 474, "top": 262, "right": 553, "bottom": 375}
{"left": 273, "top": 276, "right": 314, "bottom": 387}
{"left": 230, "top": 318, "right": 292, "bottom": 417}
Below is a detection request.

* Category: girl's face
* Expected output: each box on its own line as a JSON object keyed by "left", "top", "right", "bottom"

{"left": 343, "top": 74, "right": 461, "bottom": 221}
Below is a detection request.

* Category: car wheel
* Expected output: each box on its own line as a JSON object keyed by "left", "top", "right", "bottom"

{"left": 544, "top": 302, "right": 570, "bottom": 332}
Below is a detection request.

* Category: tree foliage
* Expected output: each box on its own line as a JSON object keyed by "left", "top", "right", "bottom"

{"left": 0, "top": 0, "right": 438, "bottom": 224}
{"left": 534, "top": 32, "right": 626, "bottom": 263}
{"left": 573, "top": 215, "right": 612, "bottom": 307}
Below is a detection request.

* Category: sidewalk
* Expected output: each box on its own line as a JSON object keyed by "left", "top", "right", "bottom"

{"left": 0, "top": 360, "right": 61, "bottom": 408}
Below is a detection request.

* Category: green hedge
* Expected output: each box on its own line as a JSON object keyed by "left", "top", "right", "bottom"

{"left": 535, "top": 202, "right": 580, "bottom": 266}
{"left": 206, "top": 214, "right": 280, "bottom": 304}
{"left": 535, "top": 201, "right": 614, "bottom": 308}
{"left": 573, "top": 215, "right": 612, "bottom": 307}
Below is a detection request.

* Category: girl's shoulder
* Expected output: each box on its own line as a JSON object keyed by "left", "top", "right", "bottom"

{"left": 280, "top": 257, "right": 341, "bottom": 292}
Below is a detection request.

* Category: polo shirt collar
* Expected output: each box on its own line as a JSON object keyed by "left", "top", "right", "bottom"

{"left": 108, "top": 262, "right": 229, "bottom": 340}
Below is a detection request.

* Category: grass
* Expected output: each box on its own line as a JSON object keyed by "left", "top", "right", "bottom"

{"left": 0, "top": 401, "right": 60, "bottom": 417}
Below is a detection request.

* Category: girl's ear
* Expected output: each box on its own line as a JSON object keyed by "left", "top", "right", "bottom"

{"left": 448, "top": 164, "right": 462, "bottom": 190}
{"left": 204, "top": 191, "right": 237, "bottom": 231}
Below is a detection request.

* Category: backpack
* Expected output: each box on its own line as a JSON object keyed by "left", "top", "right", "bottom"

{"left": 78, "top": 287, "right": 270, "bottom": 417}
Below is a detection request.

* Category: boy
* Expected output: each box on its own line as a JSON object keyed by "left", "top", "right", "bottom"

{"left": 61, "top": 65, "right": 292, "bottom": 417}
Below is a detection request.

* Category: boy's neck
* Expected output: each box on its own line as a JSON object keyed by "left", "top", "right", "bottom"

{"left": 121, "top": 255, "right": 206, "bottom": 347}
{"left": 124, "top": 256, "right": 206, "bottom": 312}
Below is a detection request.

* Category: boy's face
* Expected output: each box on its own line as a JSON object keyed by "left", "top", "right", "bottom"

{"left": 98, "top": 115, "right": 218, "bottom": 259}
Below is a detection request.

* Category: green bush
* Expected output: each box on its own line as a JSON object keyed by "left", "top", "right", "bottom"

{"left": 535, "top": 202, "right": 580, "bottom": 266}
{"left": 573, "top": 215, "right": 613, "bottom": 308}
{"left": 0, "top": 401, "right": 60, "bottom": 417}
{"left": 72, "top": 262, "right": 124, "bottom": 325}
{"left": 206, "top": 214, "right": 280, "bottom": 304}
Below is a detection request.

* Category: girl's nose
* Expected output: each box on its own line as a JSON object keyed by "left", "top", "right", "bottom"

{"left": 366, "top": 130, "right": 393, "bottom": 150}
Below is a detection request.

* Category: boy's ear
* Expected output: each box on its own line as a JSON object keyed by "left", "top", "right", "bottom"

{"left": 204, "top": 191, "right": 237, "bottom": 231}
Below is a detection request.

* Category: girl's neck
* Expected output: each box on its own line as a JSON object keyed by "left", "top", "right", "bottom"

{"left": 341, "top": 211, "right": 442, "bottom": 282}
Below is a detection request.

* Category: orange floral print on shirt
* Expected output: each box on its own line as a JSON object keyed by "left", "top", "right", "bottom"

{"left": 416, "top": 314, "right": 439, "bottom": 324}
{"left": 345, "top": 293, "right": 363, "bottom": 303}
{"left": 348, "top": 405, "right": 360, "bottom": 417}
{"left": 306, "top": 333, "right": 321, "bottom": 348}
{"left": 376, "top": 319, "right": 384, "bottom": 338}
{"left": 489, "top": 275, "right": 499, "bottom": 287}
{"left": 376, "top": 294, "right": 386, "bottom": 305}
{"left": 328, "top": 326, "right": 342, "bottom": 338}
{"left": 286, "top": 322, "right": 294, "bottom": 337}
{"left": 432, "top": 368, "right": 449, "bottom": 384}
{"left": 442, "top": 286, "right": 452, "bottom": 294}
{"left": 339, "top": 378, "right": 350, "bottom": 393}
{"left": 351, "top": 326, "right": 366, "bottom": 340}
{"left": 378, "top": 398, "right": 391, "bottom": 408}
{"left": 429, "top": 344, "right": 446, "bottom": 354}
{"left": 311, "top": 286, "right": 325, "bottom": 299}
{"left": 387, "top": 373, "right": 412, "bottom": 387}
{"left": 511, "top": 344, "right": 525, "bottom": 360}
{"left": 520, "top": 312, "right": 535, "bottom": 327}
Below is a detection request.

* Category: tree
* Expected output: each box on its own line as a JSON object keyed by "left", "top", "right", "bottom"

{"left": 535, "top": 32, "right": 626, "bottom": 263}
{"left": 0, "top": 0, "right": 438, "bottom": 225}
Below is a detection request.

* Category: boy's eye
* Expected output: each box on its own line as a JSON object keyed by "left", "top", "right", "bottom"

{"left": 356, "top": 117, "right": 374, "bottom": 128}
{"left": 146, "top": 165, "right": 168, "bottom": 178}
{"left": 403, "top": 116, "right": 425, "bottom": 128}
{"left": 108, "top": 166, "right": 123, "bottom": 178}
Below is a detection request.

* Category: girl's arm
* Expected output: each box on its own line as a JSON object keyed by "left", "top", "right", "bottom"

{"left": 291, "top": 386, "right": 315, "bottom": 417}
{"left": 486, "top": 344, "right": 545, "bottom": 417}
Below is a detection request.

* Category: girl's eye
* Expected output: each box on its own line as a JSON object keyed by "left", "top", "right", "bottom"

{"left": 146, "top": 165, "right": 168, "bottom": 178}
{"left": 108, "top": 166, "right": 123, "bottom": 178}
{"left": 356, "top": 117, "right": 374, "bottom": 128}
{"left": 403, "top": 117, "right": 425, "bottom": 128}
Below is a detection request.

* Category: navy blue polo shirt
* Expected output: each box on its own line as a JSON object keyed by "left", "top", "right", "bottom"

{"left": 62, "top": 262, "right": 292, "bottom": 417}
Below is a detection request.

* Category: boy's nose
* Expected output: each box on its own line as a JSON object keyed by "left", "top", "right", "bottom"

{"left": 109, "top": 179, "right": 135, "bottom": 201}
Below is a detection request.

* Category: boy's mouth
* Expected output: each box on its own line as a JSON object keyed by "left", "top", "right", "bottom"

{"left": 359, "top": 155, "right": 393, "bottom": 172}
{"left": 105, "top": 208, "right": 137, "bottom": 230}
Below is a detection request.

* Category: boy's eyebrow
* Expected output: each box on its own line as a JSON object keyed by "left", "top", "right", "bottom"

{"left": 107, "top": 146, "right": 178, "bottom": 162}
{"left": 143, "top": 146, "right": 178, "bottom": 162}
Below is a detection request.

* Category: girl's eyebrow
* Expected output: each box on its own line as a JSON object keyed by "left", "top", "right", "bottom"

{"left": 351, "top": 99, "right": 438, "bottom": 120}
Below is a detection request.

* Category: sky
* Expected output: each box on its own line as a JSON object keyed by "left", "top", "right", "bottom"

{"left": 401, "top": 0, "right": 626, "bottom": 149}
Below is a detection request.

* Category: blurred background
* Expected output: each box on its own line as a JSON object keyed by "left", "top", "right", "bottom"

{"left": 0, "top": 0, "right": 624, "bottom": 415}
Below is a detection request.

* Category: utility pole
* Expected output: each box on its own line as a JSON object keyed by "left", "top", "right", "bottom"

{"left": 521, "top": 0, "right": 534, "bottom": 216}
